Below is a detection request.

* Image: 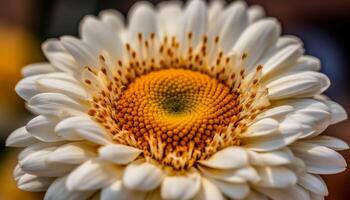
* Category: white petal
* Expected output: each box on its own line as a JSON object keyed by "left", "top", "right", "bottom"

{"left": 179, "top": 0, "right": 207, "bottom": 49}
{"left": 60, "top": 36, "right": 98, "bottom": 67}
{"left": 161, "top": 172, "right": 201, "bottom": 200}
{"left": 256, "top": 185, "right": 310, "bottom": 200}
{"left": 99, "top": 9, "right": 124, "bottom": 33}
{"left": 243, "top": 118, "right": 302, "bottom": 152}
{"left": 6, "top": 127, "right": 39, "bottom": 147}
{"left": 210, "top": 1, "right": 248, "bottom": 52}
{"left": 44, "top": 176, "right": 94, "bottom": 200}
{"left": 199, "top": 165, "right": 260, "bottom": 183}
{"left": 193, "top": 178, "right": 225, "bottom": 200}
{"left": 233, "top": 18, "right": 280, "bottom": 72}
{"left": 267, "top": 71, "right": 330, "bottom": 100}
{"left": 17, "top": 174, "right": 54, "bottom": 192}
{"left": 157, "top": 1, "right": 182, "bottom": 36}
{"left": 26, "top": 115, "right": 63, "bottom": 142}
{"left": 303, "top": 136, "right": 349, "bottom": 151}
{"left": 15, "top": 74, "right": 42, "bottom": 101}
{"left": 255, "top": 166, "right": 297, "bottom": 188}
{"left": 123, "top": 160, "right": 164, "bottom": 191}
{"left": 243, "top": 118, "right": 279, "bottom": 137}
{"left": 256, "top": 105, "right": 294, "bottom": 120}
{"left": 37, "top": 74, "right": 89, "bottom": 100}
{"left": 80, "top": 15, "right": 123, "bottom": 61}
{"left": 323, "top": 100, "right": 347, "bottom": 124}
{"left": 101, "top": 180, "right": 146, "bottom": 200}
{"left": 27, "top": 93, "right": 87, "bottom": 117}
{"left": 210, "top": 178, "right": 250, "bottom": 199}
{"left": 261, "top": 44, "right": 304, "bottom": 78}
{"left": 19, "top": 145, "right": 75, "bottom": 177}
{"left": 21, "top": 63, "right": 56, "bottom": 77}
{"left": 291, "top": 142, "right": 347, "bottom": 174}
{"left": 99, "top": 144, "right": 142, "bottom": 165}
{"left": 42, "top": 39, "right": 78, "bottom": 74}
{"left": 67, "top": 159, "right": 121, "bottom": 190}
{"left": 199, "top": 147, "right": 248, "bottom": 169}
{"left": 298, "top": 173, "right": 328, "bottom": 196}
{"left": 48, "top": 142, "right": 97, "bottom": 164}
{"left": 128, "top": 1, "right": 158, "bottom": 41}
{"left": 248, "top": 148, "right": 294, "bottom": 166}
{"left": 14, "top": 164, "right": 25, "bottom": 182}
{"left": 55, "top": 116, "right": 113, "bottom": 145}
{"left": 247, "top": 5, "right": 265, "bottom": 23}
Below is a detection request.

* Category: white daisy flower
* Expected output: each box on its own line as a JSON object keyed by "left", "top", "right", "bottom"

{"left": 7, "top": 0, "right": 348, "bottom": 199}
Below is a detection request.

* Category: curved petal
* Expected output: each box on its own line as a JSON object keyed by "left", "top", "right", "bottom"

{"left": 48, "top": 142, "right": 97, "bottom": 164}
{"left": 256, "top": 185, "right": 310, "bottom": 200}
{"left": 199, "top": 147, "right": 248, "bottom": 169}
{"left": 101, "top": 180, "right": 146, "bottom": 200}
{"left": 161, "top": 172, "right": 201, "bottom": 200}
{"left": 44, "top": 176, "right": 94, "bottom": 200}
{"left": 17, "top": 174, "right": 54, "bottom": 192}
{"left": 6, "top": 127, "right": 39, "bottom": 147}
{"left": 193, "top": 178, "right": 225, "bottom": 200}
{"left": 210, "top": 178, "right": 250, "bottom": 199}
{"left": 26, "top": 115, "right": 63, "bottom": 142}
{"left": 15, "top": 74, "right": 43, "bottom": 101}
{"left": 255, "top": 166, "right": 297, "bottom": 188}
{"left": 99, "top": 144, "right": 142, "bottom": 165}
{"left": 298, "top": 173, "right": 328, "bottom": 196}
{"left": 21, "top": 62, "right": 56, "bottom": 77}
{"left": 123, "top": 160, "right": 164, "bottom": 192}
{"left": 291, "top": 142, "right": 347, "bottom": 174}
{"left": 303, "top": 136, "right": 349, "bottom": 151}
{"left": 66, "top": 159, "right": 121, "bottom": 191}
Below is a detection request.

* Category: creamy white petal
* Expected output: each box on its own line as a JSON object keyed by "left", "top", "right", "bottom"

{"left": 233, "top": 18, "right": 280, "bottom": 72}
{"left": 123, "top": 160, "right": 164, "bottom": 191}
{"left": 256, "top": 105, "right": 294, "bottom": 120}
{"left": 15, "top": 74, "right": 43, "bottom": 101}
{"left": 256, "top": 185, "right": 310, "bottom": 200}
{"left": 101, "top": 180, "right": 146, "bottom": 200}
{"left": 42, "top": 39, "right": 78, "bottom": 74}
{"left": 298, "top": 173, "right": 328, "bottom": 196}
{"left": 247, "top": 5, "right": 265, "bottom": 23}
{"left": 199, "top": 165, "right": 260, "bottom": 183}
{"left": 267, "top": 71, "right": 330, "bottom": 100}
{"left": 99, "top": 144, "right": 142, "bottom": 165}
{"left": 242, "top": 118, "right": 279, "bottom": 138}
{"left": 255, "top": 166, "right": 297, "bottom": 188}
{"left": 243, "top": 118, "right": 302, "bottom": 152}
{"left": 208, "top": 0, "right": 224, "bottom": 23}
{"left": 14, "top": 164, "right": 25, "bottom": 182}
{"left": 179, "top": 0, "right": 207, "bottom": 49}
{"left": 80, "top": 15, "right": 123, "bottom": 61}
{"left": 17, "top": 174, "right": 54, "bottom": 192}
{"left": 55, "top": 116, "right": 113, "bottom": 145}
{"left": 37, "top": 74, "right": 89, "bottom": 100}
{"left": 248, "top": 148, "right": 294, "bottom": 166}
{"left": 157, "top": 1, "right": 182, "bottom": 36}
{"left": 210, "top": 1, "right": 248, "bottom": 52}
{"left": 291, "top": 142, "right": 347, "bottom": 174}
{"left": 99, "top": 9, "right": 124, "bottom": 33}
{"left": 128, "top": 1, "right": 158, "bottom": 41}
{"left": 21, "top": 63, "right": 56, "bottom": 77}
{"left": 48, "top": 142, "right": 97, "bottom": 164}
{"left": 303, "top": 136, "right": 349, "bottom": 151}
{"left": 60, "top": 36, "right": 98, "bottom": 67}
{"left": 193, "top": 178, "right": 225, "bottom": 200}
{"left": 323, "top": 99, "right": 347, "bottom": 124}
{"left": 44, "top": 176, "right": 94, "bottom": 200}
{"left": 161, "top": 172, "right": 201, "bottom": 200}
{"left": 67, "top": 159, "right": 121, "bottom": 191}
{"left": 27, "top": 93, "right": 87, "bottom": 117}
{"left": 26, "top": 115, "right": 63, "bottom": 142}
{"left": 210, "top": 178, "right": 250, "bottom": 199}
{"left": 261, "top": 44, "right": 304, "bottom": 78}
{"left": 18, "top": 142, "right": 63, "bottom": 161}
{"left": 6, "top": 127, "right": 39, "bottom": 147}
{"left": 19, "top": 145, "right": 75, "bottom": 177}
{"left": 199, "top": 147, "right": 248, "bottom": 169}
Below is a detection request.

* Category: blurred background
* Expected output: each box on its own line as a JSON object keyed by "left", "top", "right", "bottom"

{"left": 0, "top": 0, "right": 349, "bottom": 199}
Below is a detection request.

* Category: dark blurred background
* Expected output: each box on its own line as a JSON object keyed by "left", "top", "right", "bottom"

{"left": 0, "top": 0, "right": 349, "bottom": 199}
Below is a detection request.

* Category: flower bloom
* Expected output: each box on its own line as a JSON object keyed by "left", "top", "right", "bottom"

{"left": 7, "top": 0, "right": 348, "bottom": 199}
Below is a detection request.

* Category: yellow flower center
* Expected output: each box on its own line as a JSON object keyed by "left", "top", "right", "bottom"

{"left": 115, "top": 69, "right": 239, "bottom": 162}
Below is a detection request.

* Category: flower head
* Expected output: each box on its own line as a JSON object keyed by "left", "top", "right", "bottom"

{"left": 7, "top": 0, "right": 348, "bottom": 199}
